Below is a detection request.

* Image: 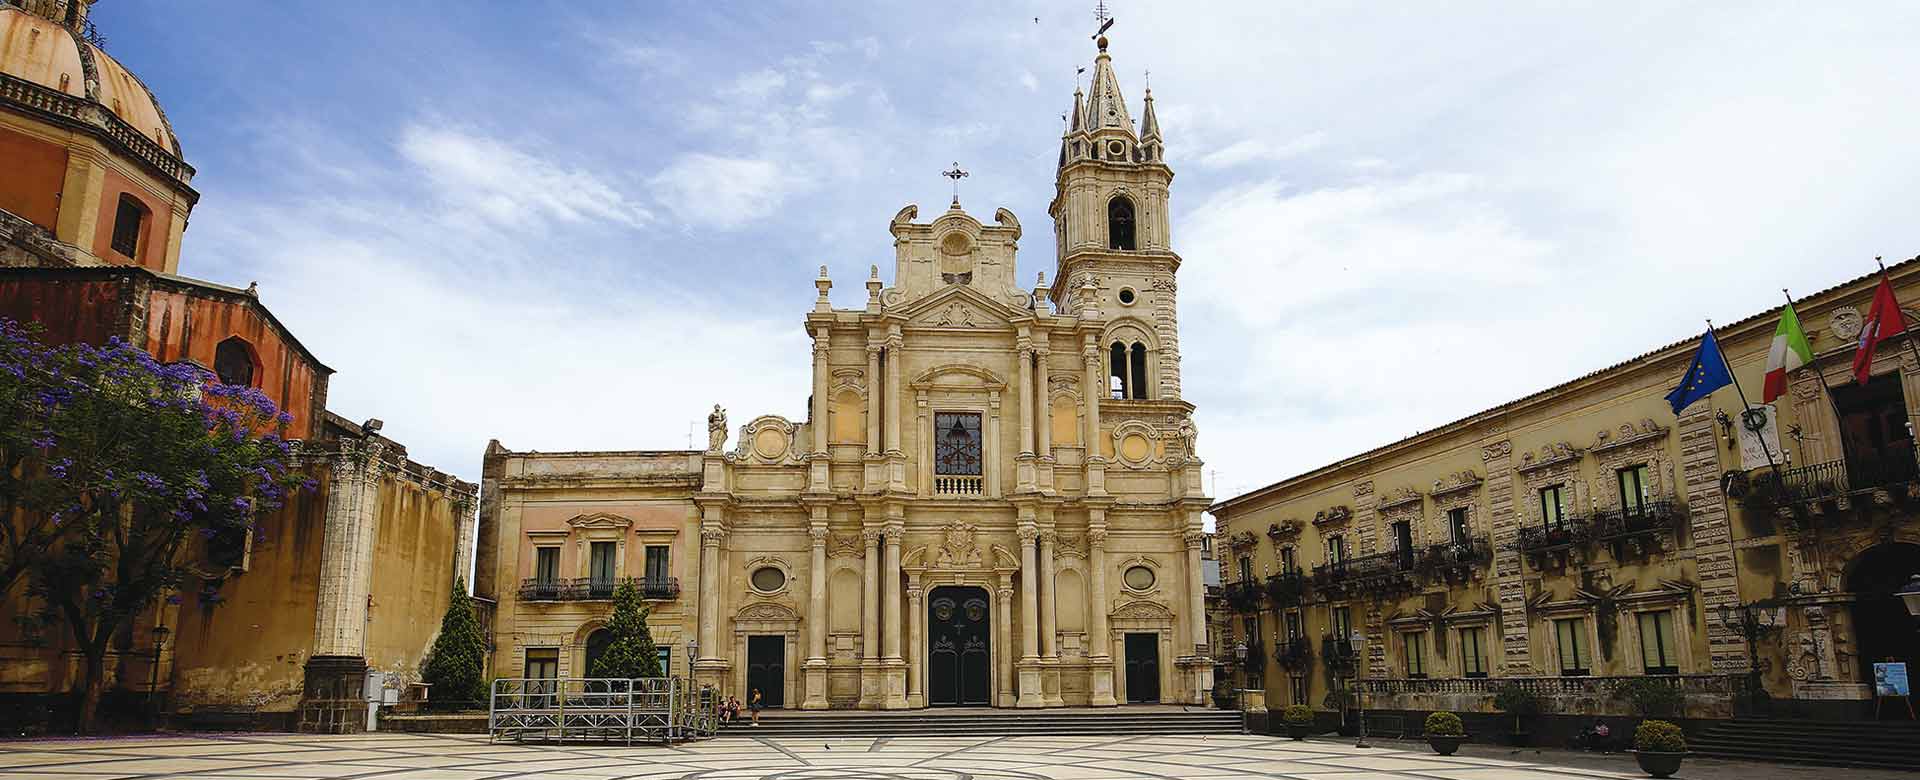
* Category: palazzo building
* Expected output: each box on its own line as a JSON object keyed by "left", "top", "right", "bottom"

{"left": 477, "top": 34, "right": 1214, "bottom": 709}
{"left": 1210, "top": 258, "right": 1920, "bottom": 724}
{"left": 0, "top": 0, "right": 474, "bottom": 732}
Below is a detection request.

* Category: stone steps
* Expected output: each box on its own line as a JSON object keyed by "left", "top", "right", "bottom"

{"left": 716, "top": 708, "right": 1244, "bottom": 738}
{"left": 1691, "top": 718, "right": 1920, "bottom": 770}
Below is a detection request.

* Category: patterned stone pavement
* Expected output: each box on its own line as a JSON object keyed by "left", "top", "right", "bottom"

{"left": 0, "top": 732, "right": 1904, "bottom": 780}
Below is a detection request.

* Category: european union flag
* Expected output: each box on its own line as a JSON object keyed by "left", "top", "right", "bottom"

{"left": 1665, "top": 329, "right": 1732, "bottom": 414}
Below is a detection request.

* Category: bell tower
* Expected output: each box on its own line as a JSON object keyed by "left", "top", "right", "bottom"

{"left": 1047, "top": 31, "right": 1182, "bottom": 399}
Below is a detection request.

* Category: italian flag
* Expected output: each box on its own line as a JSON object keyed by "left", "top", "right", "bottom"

{"left": 1762, "top": 301, "right": 1813, "bottom": 403}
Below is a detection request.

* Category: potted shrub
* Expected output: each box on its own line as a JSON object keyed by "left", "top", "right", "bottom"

{"left": 1281, "top": 704, "right": 1315, "bottom": 740}
{"left": 1423, "top": 711, "right": 1468, "bottom": 755}
{"left": 1492, "top": 684, "right": 1541, "bottom": 746}
{"left": 1631, "top": 720, "right": 1688, "bottom": 778}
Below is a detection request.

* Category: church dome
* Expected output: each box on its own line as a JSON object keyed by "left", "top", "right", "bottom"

{"left": 0, "top": 2, "right": 182, "bottom": 156}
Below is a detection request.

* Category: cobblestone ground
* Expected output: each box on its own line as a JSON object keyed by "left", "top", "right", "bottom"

{"left": 0, "top": 732, "right": 1906, "bottom": 780}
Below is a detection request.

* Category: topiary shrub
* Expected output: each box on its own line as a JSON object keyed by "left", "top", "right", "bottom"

{"left": 1424, "top": 711, "right": 1465, "bottom": 736}
{"left": 1615, "top": 678, "right": 1684, "bottom": 717}
{"left": 1282, "top": 704, "right": 1314, "bottom": 724}
{"left": 420, "top": 579, "right": 488, "bottom": 709}
{"left": 1634, "top": 720, "right": 1687, "bottom": 753}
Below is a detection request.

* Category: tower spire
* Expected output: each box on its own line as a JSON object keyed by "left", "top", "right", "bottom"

{"left": 1140, "top": 82, "right": 1161, "bottom": 142}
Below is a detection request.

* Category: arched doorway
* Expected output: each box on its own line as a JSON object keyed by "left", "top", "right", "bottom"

{"left": 584, "top": 628, "right": 612, "bottom": 677}
{"left": 1847, "top": 542, "right": 1920, "bottom": 716}
{"left": 927, "top": 586, "right": 991, "bottom": 706}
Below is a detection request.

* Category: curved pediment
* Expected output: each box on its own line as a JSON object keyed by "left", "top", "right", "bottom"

{"left": 910, "top": 362, "right": 1007, "bottom": 391}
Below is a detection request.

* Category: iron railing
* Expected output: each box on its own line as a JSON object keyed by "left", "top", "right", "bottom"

{"left": 489, "top": 677, "right": 715, "bottom": 744}
{"left": 1223, "top": 580, "right": 1264, "bottom": 613}
{"left": 1313, "top": 549, "right": 1418, "bottom": 596}
{"left": 1591, "top": 500, "right": 1687, "bottom": 540}
{"left": 1275, "top": 638, "right": 1313, "bottom": 670}
{"left": 518, "top": 576, "right": 680, "bottom": 602}
{"left": 1322, "top": 636, "right": 1359, "bottom": 672}
{"left": 1265, "top": 569, "right": 1307, "bottom": 606}
{"left": 1753, "top": 456, "right": 1918, "bottom": 502}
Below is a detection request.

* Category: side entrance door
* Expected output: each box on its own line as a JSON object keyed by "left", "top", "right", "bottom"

{"left": 1124, "top": 632, "right": 1160, "bottom": 703}
{"left": 928, "top": 586, "right": 992, "bottom": 706}
{"left": 746, "top": 635, "right": 785, "bottom": 708}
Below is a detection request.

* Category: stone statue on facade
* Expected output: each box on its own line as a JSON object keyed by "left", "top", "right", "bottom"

{"left": 707, "top": 405, "right": 728, "bottom": 453}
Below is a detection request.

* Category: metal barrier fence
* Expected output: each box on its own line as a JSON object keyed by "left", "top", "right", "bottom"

{"left": 489, "top": 677, "right": 717, "bottom": 743}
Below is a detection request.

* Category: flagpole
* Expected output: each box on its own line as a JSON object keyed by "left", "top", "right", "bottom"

{"left": 1783, "top": 288, "right": 1847, "bottom": 436}
{"left": 1873, "top": 256, "right": 1920, "bottom": 376}
{"left": 1708, "top": 318, "right": 1786, "bottom": 485}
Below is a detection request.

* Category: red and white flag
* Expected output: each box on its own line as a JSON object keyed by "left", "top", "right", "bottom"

{"left": 1853, "top": 276, "right": 1906, "bottom": 384}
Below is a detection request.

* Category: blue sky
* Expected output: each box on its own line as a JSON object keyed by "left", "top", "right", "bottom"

{"left": 92, "top": 2, "right": 1920, "bottom": 499}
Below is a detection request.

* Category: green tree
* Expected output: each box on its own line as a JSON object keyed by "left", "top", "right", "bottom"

{"left": 589, "top": 579, "right": 662, "bottom": 679}
{"left": 421, "top": 578, "right": 488, "bottom": 708}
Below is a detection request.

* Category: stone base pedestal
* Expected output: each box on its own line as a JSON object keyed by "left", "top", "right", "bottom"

{"left": 694, "top": 658, "right": 731, "bottom": 697}
{"left": 298, "top": 655, "right": 368, "bottom": 734}
{"left": 1175, "top": 656, "right": 1213, "bottom": 706}
{"left": 1041, "top": 659, "right": 1063, "bottom": 707}
{"left": 881, "top": 660, "right": 909, "bottom": 709}
{"left": 1016, "top": 660, "right": 1045, "bottom": 708}
{"left": 800, "top": 660, "right": 830, "bottom": 710}
{"left": 1242, "top": 689, "right": 1268, "bottom": 734}
{"left": 1088, "top": 659, "right": 1117, "bottom": 707}
{"left": 857, "top": 662, "right": 882, "bottom": 709}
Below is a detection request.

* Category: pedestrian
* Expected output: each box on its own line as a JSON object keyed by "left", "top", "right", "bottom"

{"left": 750, "top": 687, "right": 764, "bottom": 726}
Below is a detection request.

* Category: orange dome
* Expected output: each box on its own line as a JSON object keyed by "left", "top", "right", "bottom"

{"left": 0, "top": 4, "right": 181, "bottom": 157}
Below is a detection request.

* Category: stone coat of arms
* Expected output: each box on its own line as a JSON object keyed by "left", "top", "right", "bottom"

{"left": 934, "top": 522, "right": 982, "bottom": 568}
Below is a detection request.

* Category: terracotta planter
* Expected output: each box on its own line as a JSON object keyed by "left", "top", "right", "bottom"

{"left": 1425, "top": 734, "right": 1467, "bottom": 756}
{"left": 1632, "top": 750, "right": 1688, "bottom": 778}
{"left": 1285, "top": 722, "right": 1312, "bottom": 740}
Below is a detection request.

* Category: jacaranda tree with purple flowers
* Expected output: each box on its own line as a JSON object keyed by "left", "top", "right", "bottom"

{"left": 1, "top": 319, "right": 306, "bottom": 732}
{"left": 0, "top": 319, "right": 77, "bottom": 597}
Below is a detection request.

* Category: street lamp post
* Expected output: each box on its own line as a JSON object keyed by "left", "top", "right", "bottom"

{"left": 1350, "top": 631, "right": 1370, "bottom": 749}
{"left": 1716, "top": 601, "right": 1780, "bottom": 714}
{"left": 1234, "top": 642, "right": 1249, "bottom": 734}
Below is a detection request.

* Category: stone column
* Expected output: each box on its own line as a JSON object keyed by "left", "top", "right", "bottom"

{"left": 698, "top": 516, "right": 726, "bottom": 662}
{"left": 1018, "top": 345, "right": 1036, "bottom": 456}
{"left": 866, "top": 344, "right": 883, "bottom": 455}
{"left": 881, "top": 523, "right": 907, "bottom": 708}
{"left": 302, "top": 438, "right": 384, "bottom": 732}
{"left": 802, "top": 522, "right": 830, "bottom": 709}
{"left": 1081, "top": 343, "right": 1106, "bottom": 495}
{"left": 1035, "top": 347, "right": 1052, "bottom": 459}
{"left": 996, "top": 581, "right": 1016, "bottom": 707}
{"left": 812, "top": 329, "right": 830, "bottom": 453}
{"left": 860, "top": 527, "right": 881, "bottom": 707}
{"left": 884, "top": 336, "right": 903, "bottom": 455}
{"left": 1039, "top": 531, "right": 1058, "bottom": 659}
{"left": 907, "top": 580, "right": 925, "bottom": 708}
{"left": 1017, "top": 524, "right": 1045, "bottom": 707}
{"left": 1184, "top": 528, "right": 1208, "bottom": 657}
{"left": 1087, "top": 523, "right": 1117, "bottom": 706}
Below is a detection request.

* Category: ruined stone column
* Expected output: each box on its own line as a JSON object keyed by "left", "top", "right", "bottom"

{"left": 1087, "top": 523, "right": 1117, "bottom": 706}
{"left": 802, "top": 522, "right": 829, "bottom": 709}
{"left": 302, "top": 437, "right": 384, "bottom": 732}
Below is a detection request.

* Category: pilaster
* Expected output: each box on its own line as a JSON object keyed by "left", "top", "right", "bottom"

{"left": 859, "top": 527, "right": 882, "bottom": 708}
{"left": 801, "top": 520, "right": 830, "bottom": 709}
{"left": 1016, "top": 522, "right": 1045, "bottom": 707}
{"left": 1086, "top": 520, "right": 1117, "bottom": 706}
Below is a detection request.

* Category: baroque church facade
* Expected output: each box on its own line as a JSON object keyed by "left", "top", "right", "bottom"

{"left": 476, "top": 35, "right": 1214, "bottom": 709}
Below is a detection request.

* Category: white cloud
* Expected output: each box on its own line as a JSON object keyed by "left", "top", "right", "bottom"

{"left": 648, "top": 154, "right": 799, "bottom": 230}
{"left": 1019, "top": 71, "right": 1039, "bottom": 92}
{"left": 397, "top": 125, "right": 652, "bottom": 231}
{"left": 1197, "top": 131, "right": 1327, "bottom": 169}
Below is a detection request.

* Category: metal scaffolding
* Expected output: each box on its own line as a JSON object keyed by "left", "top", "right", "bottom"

{"left": 488, "top": 677, "right": 717, "bottom": 744}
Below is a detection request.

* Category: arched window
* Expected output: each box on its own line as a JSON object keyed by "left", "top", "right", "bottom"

{"left": 1130, "top": 342, "right": 1149, "bottom": 399}
{"left": 110, "top": 194, "right": 148, "bottom": 259}
{"left": 214, "top": 337, "right": 255, "bottom": 387}
{"left": 585, "top": 628, "right": 613, "bottom": 677}
{"left": 1109, "top": 342, "right": 1128, "bottom": 399}
{"left": 1107, "top": 196, "right": 1136, "bottom": 250}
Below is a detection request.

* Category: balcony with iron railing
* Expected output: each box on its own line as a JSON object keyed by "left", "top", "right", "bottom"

{"left": 1518, "top": 517, "right": 1590, "bottom": 571}
{"left": 1223, "top": 580, "right": 1264, "bottom": 613}
{"left": 1312, "top": 549, "right": 1418, "bottom": 598}
{"left": 1591, "top": 500, "right": 1687, "bottom": 558}
{"left": 1415, "top": 537, "right": 1491, "bottom": 584}
{"left": 1275, "top": 638, "right": 1313, "bottom": 671}
{"left": 1741, "top": 455, "right": 1920, "bottom": 530}
{"left": 518, "top": 576, "right": 681, "bottom": 602}
{"left": 1321, "top": 636, "right": 1359, "bottom": 673}
{"left": 1265, "top": 569, "right": 1307, "bottom": 607}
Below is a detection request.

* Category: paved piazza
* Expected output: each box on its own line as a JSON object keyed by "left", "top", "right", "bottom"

{"left": 0, "top": 732, "right": 1901, "bottom": 780}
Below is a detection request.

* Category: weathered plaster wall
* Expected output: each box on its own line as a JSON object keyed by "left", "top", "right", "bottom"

{"left": 0, "top": 124, "right": 66, "bottom": 229}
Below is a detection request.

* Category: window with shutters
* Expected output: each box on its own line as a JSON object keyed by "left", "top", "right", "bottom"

{"left": 1639, "top": 610, "right": 1678, "bottom": 674}
{"left": 534, "top": 547, "right": 560, "bottom": 584}
{"left": 1460, "top": 627, "right": 1488, "bottom": 678}
{"left": 589, "top": 542, "right": 616, "bottom": 585}
{"left": 1556, "top": 617, "right": 1591, "bottom": 676}
{"left": 1618, "top": 464, "right": 1651, "bottom": 514}
{"left": 109, "top": 194, "right": 147, "bottom": 259}
{"left": 1404, "top": 632, "right": 1428, "bottom": 678}
{"left": 1540, "top": 484, "right": 1566, "bottom": 527}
